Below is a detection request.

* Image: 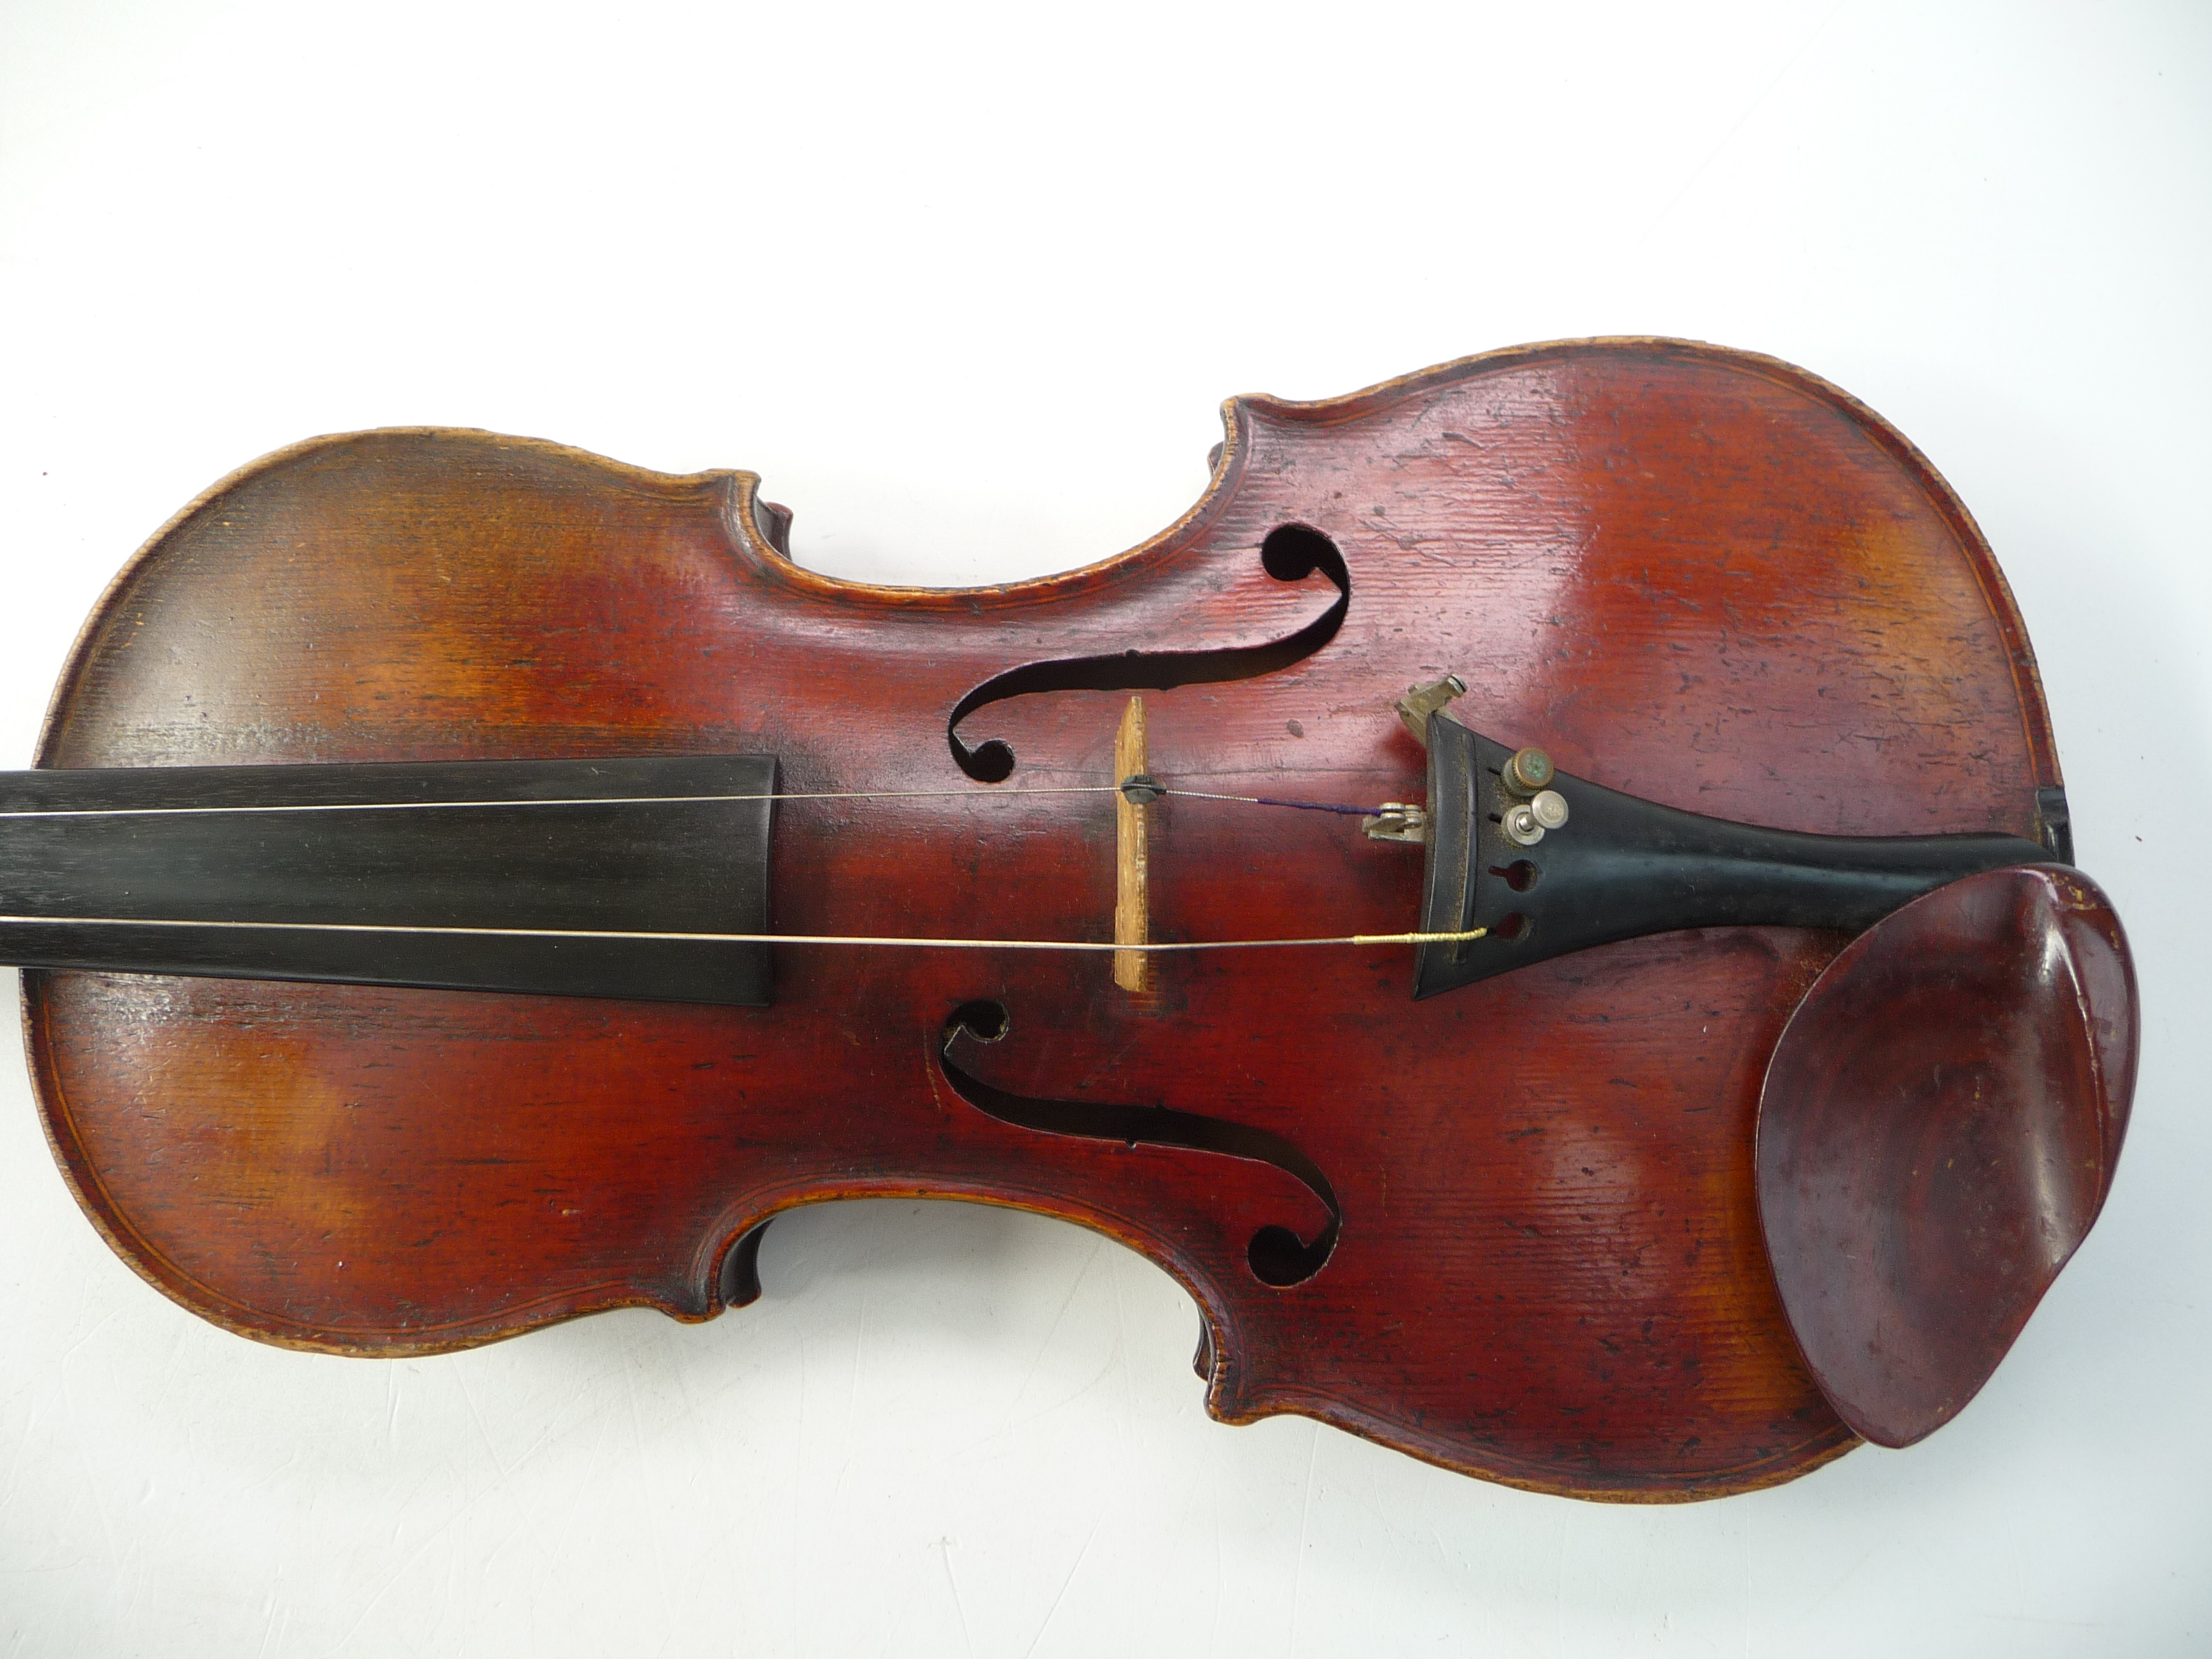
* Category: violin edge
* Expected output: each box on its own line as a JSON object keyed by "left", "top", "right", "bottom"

{"left": 31, "top": 427, "right": 748, "bottom": 770}
{"left": 21, "top": 1059, "right": 1866, "bottom": 1505}
{"left": 34, "top": 339, "right": 2060, "bottom": 801}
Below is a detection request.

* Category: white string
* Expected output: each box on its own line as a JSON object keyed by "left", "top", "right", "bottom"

{"left": 0, "top": 913, "right": 1486, "bottom": 952}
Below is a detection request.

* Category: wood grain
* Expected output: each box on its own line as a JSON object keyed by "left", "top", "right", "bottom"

{"left": 22, "top": 340, "right": 2063, "bottom": 1498}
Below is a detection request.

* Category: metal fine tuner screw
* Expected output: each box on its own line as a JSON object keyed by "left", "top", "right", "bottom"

{"left": 1501, "top": 785, "right": 1570, "bottom": 847}
{"left": 1504, "top": 747, "right": 1555, "bottom": 795}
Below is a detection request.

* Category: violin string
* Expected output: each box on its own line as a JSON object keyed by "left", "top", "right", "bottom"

{"left": 0, "top": 913, "right": 1487, "bottom": 952}
{"left": 0, "top": 786, "right": 1121, "bottom": 821}
{"left": 1166, "top": 789, "right": 1386, "bottom": 817}
{"left": 0, "top": 782, "right": 1395, "bottom": 821}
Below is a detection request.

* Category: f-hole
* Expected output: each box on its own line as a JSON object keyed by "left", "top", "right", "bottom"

{"left": 948, "top": 524, "right": 1349, "bottom": 783}
{"left": 938, "top": 1000, "right": 1340, "bottom": 1286}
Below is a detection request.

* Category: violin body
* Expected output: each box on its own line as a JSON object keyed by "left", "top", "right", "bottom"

{"left": 23, "top": 339, "right": 2117, "bottom": 1500}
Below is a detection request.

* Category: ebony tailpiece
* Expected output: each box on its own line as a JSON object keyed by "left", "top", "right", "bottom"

{"left": 1411, "top": 714, "right": 2057, "bottom": 999}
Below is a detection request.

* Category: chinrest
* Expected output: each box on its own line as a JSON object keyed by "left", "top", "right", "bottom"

{"left": 1756, "top": 865, "right": 2136, "bottom": 1447}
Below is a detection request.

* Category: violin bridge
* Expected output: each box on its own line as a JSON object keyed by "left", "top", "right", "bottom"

{"left": 1113, "top": 696, "right": 1150, "bottom": 993}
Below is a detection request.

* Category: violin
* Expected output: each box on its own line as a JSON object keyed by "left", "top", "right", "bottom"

{"left": 3, "top": 338, "right": 2135, "bottom": 1502}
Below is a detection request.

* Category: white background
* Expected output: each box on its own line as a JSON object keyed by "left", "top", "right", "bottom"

{"left": 2, "top": 3, "right": 2208, "bottom": 1654}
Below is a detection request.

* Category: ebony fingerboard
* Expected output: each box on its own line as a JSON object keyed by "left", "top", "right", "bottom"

{"left": 0, "top": 755, "right": 776, "bottom": 1005}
